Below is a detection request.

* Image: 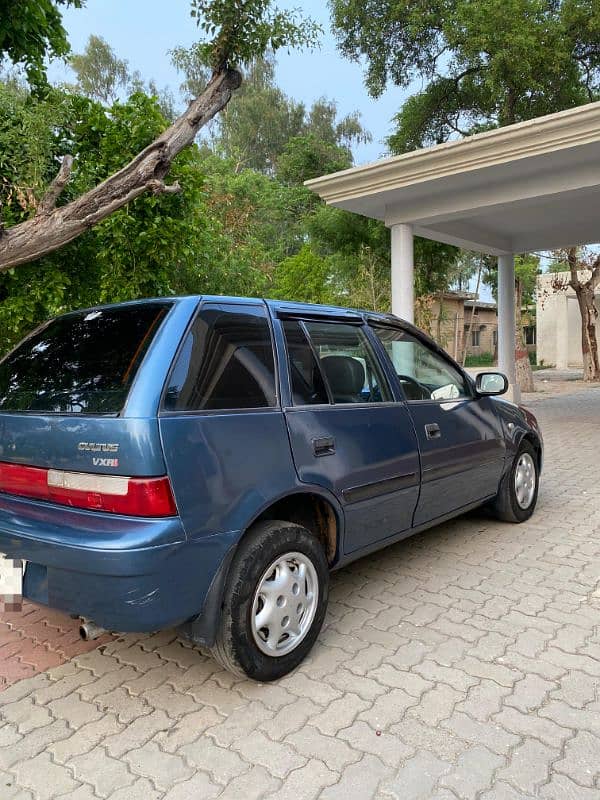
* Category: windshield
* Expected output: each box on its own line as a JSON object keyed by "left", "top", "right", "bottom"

{"left": 0, "top": 303, "right": 171, "bottom": 414}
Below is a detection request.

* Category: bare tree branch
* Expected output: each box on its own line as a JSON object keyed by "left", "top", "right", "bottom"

{"left": 0, "top": 67, "right": 242, "bottom": 272}
{"left": 589, "top": 253, "right": 600, "bottom": 289}
{"left": 567, "top": 247, "right": 581, "bottom": 290}
{"left": 36, "top": 155, "right": 73, "bottom": 217}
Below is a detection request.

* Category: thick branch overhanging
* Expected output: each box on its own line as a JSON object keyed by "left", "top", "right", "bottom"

{"left": 0, "top": 67, "right": 242, "bottom": 272}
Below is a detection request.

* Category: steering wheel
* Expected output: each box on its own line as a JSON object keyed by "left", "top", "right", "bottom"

{"left": 396, "top": 374, "right": 431, "bottom": 401}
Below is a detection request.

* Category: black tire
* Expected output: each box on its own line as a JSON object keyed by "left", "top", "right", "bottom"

{"left": 211, "top": 520, "right": 329, "bottom": 681}
{"left": 490, "top": 440, "right": 539, "bottom": 522}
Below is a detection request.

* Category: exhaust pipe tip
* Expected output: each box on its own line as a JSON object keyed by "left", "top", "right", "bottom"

{"left": 79, "top": 619, "right": 105, "bottom": 641}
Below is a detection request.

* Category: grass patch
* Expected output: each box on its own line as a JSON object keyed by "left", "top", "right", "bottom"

{"left": 465, "top": 352, "right": 494, "bottom": 367}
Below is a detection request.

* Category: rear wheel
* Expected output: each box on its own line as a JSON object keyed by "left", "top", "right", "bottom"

{"left": 490, "top": 440, "right": 539, "bottom": 522}
{"left": 211, "top": 520, "right": 329, "bottom": 681}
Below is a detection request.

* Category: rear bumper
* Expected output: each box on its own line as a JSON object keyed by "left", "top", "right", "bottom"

{"left": 0, "top": 494, "right": 238, "bottom": 632}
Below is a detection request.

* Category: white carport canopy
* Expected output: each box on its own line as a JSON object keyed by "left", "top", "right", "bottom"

{"left": 306, "top": 101, "right": 600, "bottom": 401}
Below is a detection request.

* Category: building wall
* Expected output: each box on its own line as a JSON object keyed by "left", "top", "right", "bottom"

{"left": 464, "top": 307, "right": 498, "bottom": 358}
{"left": 428, "top": 296, "right": 464, "bottom": 359}
{"left": 537, "top": 271, "right": 600, "bottom": 368}
{"left": 425, "top": 296, "right": 498, "bottom": 361}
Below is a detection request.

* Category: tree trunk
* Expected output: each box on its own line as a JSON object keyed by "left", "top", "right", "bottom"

{"left": 567, "top": 249, "right": 600, "bottom": 382}
{"left": 462, "top": 260, "right": 482, "bottom": 367}
{"left": 575, "top": 285, "right": 600, "bottom": 381}
{"left": 0, "top": 68, "right": 242, "bottom": 272}
{"left": 515, "top": 277, "right": 534, "bottom": 392}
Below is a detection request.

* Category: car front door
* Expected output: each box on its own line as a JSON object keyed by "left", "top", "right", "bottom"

{"left": 371, "top": 324, "right": 506, "bottom": 527}
{"left": 276, "top": 313, "right": 420, "bottom": 555}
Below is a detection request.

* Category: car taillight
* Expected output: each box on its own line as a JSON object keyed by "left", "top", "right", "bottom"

{"left": 0, "top": 462, "right": 177, "bottom": 517}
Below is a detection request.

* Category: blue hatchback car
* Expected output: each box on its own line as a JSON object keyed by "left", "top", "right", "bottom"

{"left": 0, "top": 296, "right": 542, "bottom": 680}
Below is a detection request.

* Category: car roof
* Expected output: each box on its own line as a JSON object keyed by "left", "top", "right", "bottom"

{"left": 59, "top": 294, "right": 403, "bottom": 325}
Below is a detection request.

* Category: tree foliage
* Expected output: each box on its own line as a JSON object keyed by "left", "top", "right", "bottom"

{"left": 70, "top": 34, "right": 130, "bottom": 104}
{"left": 0, "top": 0, "right": 322, "bottom": 272}
{"left": 330, "top": 0, "right": 600, "bottom": 152}
{"left": 0, "top": 0, "right": 83, "bottom": 87}
{"left": 190, "top": 0, "right": 321, "bottom": 70}
{"left": 0, "top": 80, "right": 223, "bottom": 350}
{"left": 171, "top": 50, "right": 370, "bottom": 176}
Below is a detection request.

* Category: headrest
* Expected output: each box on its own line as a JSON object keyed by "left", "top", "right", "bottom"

{"left": 320, "top": 355, "right": 365, "bottom": 398}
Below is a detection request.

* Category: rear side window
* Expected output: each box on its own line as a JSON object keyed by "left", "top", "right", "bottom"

{"left": 282, "top": 320, "right": 329, "bottom": 406}
{"left": 164, "top": 305, "right": 277, "bottom": 412}
{"left": 302, "top": 321, "right": 392, "bottom": 404}
{"left": 0, "top": 303, "right": 171, "bottom": 414}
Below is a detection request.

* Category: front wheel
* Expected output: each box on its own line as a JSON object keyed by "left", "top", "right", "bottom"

{"left": 211, "top": 520, "right": 329, "bottom": 681}
{"left": 490, "top": 440, "right": 539, "bottom": 522}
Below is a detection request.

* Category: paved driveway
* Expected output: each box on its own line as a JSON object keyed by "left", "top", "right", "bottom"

{"left": 1, "top": 386, "right": 600, "bottom": 799}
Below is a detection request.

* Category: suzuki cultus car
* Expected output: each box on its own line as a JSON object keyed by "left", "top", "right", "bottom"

{"left": 0, "top": 296, "right": 542, "bottom": 680}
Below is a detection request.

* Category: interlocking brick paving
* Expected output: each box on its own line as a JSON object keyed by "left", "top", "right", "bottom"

{"left": 0, "top": 602, "right": 112, "bottom": 691}
{"left": 1, "top": 382, "right": 599, "bottom": 799}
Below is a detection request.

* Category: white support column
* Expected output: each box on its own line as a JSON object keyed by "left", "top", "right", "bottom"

{"left": 498, "top": 253, "right": 520, "bottom": 403}
{"left": 391, "top": 223, "right": 414, "bottom": 323}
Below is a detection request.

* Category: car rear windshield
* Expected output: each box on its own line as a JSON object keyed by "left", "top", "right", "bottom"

{"left": 0, "top": 303, "right": 171, "bottom": 414}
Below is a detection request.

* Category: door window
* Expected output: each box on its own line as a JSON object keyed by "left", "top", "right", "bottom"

{"left": 282, "top": 320, "right": 329, "bottom": 406}
{"left": 372, "top": 326, "right": 470, "bottom": 402}
{"left": 302, "top": 321, "right": 392, "bottom": 404}
{"left": 164, "top": 305, "right": 277, "bottom": 411}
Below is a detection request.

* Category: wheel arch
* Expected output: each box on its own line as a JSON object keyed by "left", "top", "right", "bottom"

{"left": 519, "top": 430, "right": 543, "bottom": 472}
{"left": 248, "top": 489, "right": 342, "bottom": 567}
{"left": 178, "top": 488, "right": 343, "bottom": 649}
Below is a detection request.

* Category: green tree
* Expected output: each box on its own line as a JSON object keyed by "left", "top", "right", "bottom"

{"left": 272, "top": 245, "right": 335, "bottom": 304}
{"left": 0, "top": 79, "right": 241, "bottom": 353}
{"left": 484, "top": 254, "right": 541, "bottom": 307}
{"left": 0, "top": 0, "right": 321, "bottom": 272}
{"left": 214, "top": 56, "right": 306, "bottom": 172}
{"left": 331, "top": 0, "right": 599, "bottom": 150}
{"left": 276, "top": 133, "right": 352, "bottom": 185}
{"left": 0, "top": 0, "right": 83, "bottom": 87}
{"left": 70, "top": 35, "right": 130, "bottom": 104}
{"left": 330, "top": 0, "right": 600, "bottom": 385}
{"left": 307, "top": 203, "right": 459, "bottom": 313}
{"left": 194, "top": 54, "right": 370, "bottom": 175}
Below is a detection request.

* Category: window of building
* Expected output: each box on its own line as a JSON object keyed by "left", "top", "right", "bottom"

{"left": 524, "top": 325, "right": 536, "bottom": 345}
{"left": 164, "top": 305, "right": 277, "bottom": 411}
{"left": 493, "top": 329, "right": 498, "bottom": 347}
{"left": 471, "top": 329, "right": 481, "bottom": 347}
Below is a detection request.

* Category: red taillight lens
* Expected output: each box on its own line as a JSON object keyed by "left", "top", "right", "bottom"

{"left": 0, "top": 462, "right": 177, "bottom": 517}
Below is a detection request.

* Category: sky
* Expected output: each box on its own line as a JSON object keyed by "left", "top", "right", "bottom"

{"left": 49, "top": 0, "right": 411, "bottom": 165}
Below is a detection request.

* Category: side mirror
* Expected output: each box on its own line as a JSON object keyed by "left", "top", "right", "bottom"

{"left": 476, "top": 372, "right": 509, "bottom": 396}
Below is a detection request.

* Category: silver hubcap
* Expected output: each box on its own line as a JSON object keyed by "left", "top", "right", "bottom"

{"left": 515, "top": 452, "right": 536, "bottom": 509}
{"left": 251, "top": 552, "right": 319, "bottom": 657}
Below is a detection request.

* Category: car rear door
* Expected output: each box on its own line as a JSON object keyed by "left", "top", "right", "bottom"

{"left": 370, "top": 323, "right": 506, "bottom": 526}
{"left": 275, "top": 311, "right": 420, "bottom": 555}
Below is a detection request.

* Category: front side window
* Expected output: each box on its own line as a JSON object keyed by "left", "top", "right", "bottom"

{"left": 303, "top": 321, "right": 392, "bottom": 404}
{"left": 372, "top": 326, "right": 470, "bottom": 402}
{"left": 0, "top": 303, "right": 171, "bottom": 414}
{"left": 164, "top": 305, "right": 277, "bottom": 411}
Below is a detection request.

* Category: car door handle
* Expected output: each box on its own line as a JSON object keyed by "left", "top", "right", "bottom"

{"left": 425, "top": 423, "right": 441, "bottom": 440}
{"left": 313, "top": 436, "right": 335, "bottom": 456}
